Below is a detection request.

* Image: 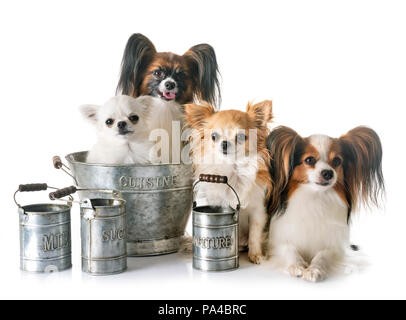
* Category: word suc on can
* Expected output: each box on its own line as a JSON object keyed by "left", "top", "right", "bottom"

{"left": 102, "top": 227, "right": 125, "bottom": 242}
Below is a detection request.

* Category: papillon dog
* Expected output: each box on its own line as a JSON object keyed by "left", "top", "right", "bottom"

{"left": 116, "top": 33, "right": 221, "bottom": 107}
{"left": 184, "top": 101, "right": 273, "bottom": 264}
{"left": 80, "top": 95, "right": 180, "bottom": 164}
{"left": 267, "top": 126, "right": 384, "bottom": 281}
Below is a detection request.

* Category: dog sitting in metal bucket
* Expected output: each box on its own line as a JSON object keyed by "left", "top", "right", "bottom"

{"left": 184, "top": 101, "right": 273, "bottom": 264}
{"left": 80, "top": 95, "right": 182, "bottom": 164}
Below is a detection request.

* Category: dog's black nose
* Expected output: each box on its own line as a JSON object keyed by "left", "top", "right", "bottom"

{"left": 321, "top": 169, "right": 334, "bottom": 181}
{"left": 165, "top": 81, "right": 176, "bottom": 90}
{"left": 221, "top": 140, "right": 231, "bottom": 154}
{"left": 117, "top": 121, "right": 127, "bottom": 129}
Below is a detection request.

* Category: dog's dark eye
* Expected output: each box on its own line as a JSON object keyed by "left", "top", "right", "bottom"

{"left": 332, "top": 157, "right": 342, "bottom": 167}
{"left": 211, "top": 132, "right": 220, "bottom": 142}
{"left": 236, "top": 133, "right": 247, "bottom": 143}
{"left": 304, "top": 156, "right": 317, "bottom": 166}
{"left": 153, "top": 69, "right": 164, "bottom": 78}
{"left": 129, "top": 115, "right": 139, "bottom": 123}
{"left": 105, "top": 118, "right": 114, "bottom": 126}
{"left": 174, "top": 70, "right": 185, "bottom": 80}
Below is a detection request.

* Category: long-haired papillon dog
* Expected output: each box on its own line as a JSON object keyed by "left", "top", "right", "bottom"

{"left": 184, "top": 101, "right": 273, "bottom": 264}
{"left": 116, "top": 33, "right": 221, "bottom": 107}
{"left": 267, "top": 126, "right": 384, "bottom": 282}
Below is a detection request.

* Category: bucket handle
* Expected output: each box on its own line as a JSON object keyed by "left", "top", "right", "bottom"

{"left": 49, "top": 186, "right": 122, "bottom": 206}
{"left": 49, "top": 186, "right": 78, "bottom": 200}
{"left": 14, "top": 183, "right": 73, "bottom": 211}
{"left": 192, "top": 174, "right": 241, "bottom": 212}
{"left": 52, "top": 155, "right": 78, "bottom": 185}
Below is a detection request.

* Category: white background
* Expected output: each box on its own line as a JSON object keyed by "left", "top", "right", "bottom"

{"left": 1, "top": 0, "right": 405, "bottom": 300}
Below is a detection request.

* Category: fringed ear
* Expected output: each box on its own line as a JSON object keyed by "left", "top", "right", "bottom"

{"left": 339, "top": 126, "right": 384, "bottom": 209}
{"left": 116, "top": 33, "right": 156, "bottom": 97}
{"left": 184, "top": 44, "right": 221, "bottom": 108}
{"left": 184, "top": 102, "right": 216, "bottom": 129}
{"left": 246, "top": 100, "right": 273, "bottom": 129}
{"left": 79, "top": 104, "right": 99, "bottom": 125}
{"left": 267, "top": 126, "right": 304, "bottom": 215}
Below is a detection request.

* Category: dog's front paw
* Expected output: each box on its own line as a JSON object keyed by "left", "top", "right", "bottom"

{"left": 302, "top": 266, "right": 326, "bottom": 282}
{"left": 288, "top": 263, "right": 308, "bottom": 278}
{"left": 248, "top": 250, "right": 263, "bottom": 264}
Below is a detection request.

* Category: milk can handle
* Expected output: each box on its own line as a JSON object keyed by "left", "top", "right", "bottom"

{"left": 18, "top": 183, "right": 48, "bottom": 192}
{"left": 49, "top": 186, "right": 122, "bottom": 202}
{"left": 14, "top": 183, "right": 68, "bottom": 208}
{"left": 49, "top": 186, "right": 77, "bottom": 200}
{"left": 192, "top": 174, "right": 241, "bottom": 211}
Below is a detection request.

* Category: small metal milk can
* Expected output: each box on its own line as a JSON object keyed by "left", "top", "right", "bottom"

{"left": 192, "top": 174, "right": 240, "bottom": 272}
{"left": 50, "top": 186, "right": 127, "bottom": 275}
{"left": 14, "top": 183, "right": 72, "bottom": 273}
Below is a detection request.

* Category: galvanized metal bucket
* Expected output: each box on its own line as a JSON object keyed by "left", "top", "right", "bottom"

{"left": 192, "top": 174, "right": 240, "bottom": 272}
{"left": 53, "top": 153, "right": 193, "bottom": 256}
{"left": 50, "top": 187, "right": 127, "bottom": 275}
{"left": 14, "top": 184, "right": 72, "bottom": 273}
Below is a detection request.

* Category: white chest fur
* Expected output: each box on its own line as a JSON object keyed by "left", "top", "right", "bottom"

{"left": 269, "top": 185, "right": 350, "bottom": 259}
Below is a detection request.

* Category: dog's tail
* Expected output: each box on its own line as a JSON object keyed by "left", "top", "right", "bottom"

{"left": 350, "top": 244, "right": 360, "bottom": 251}
{"left": 330, "top": 245, "right": 369, "bottom": 275}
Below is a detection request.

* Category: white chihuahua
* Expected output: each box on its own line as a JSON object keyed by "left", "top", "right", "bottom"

{"left": 80, "top": 95, "right": 182, "bottom": 164}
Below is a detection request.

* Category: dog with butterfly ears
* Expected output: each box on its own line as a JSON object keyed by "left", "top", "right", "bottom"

{"left": 267, "top": 126, "right": 384, "bottom": 281}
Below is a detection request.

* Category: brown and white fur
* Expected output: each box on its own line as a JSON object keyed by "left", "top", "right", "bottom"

{"left": 184, "top": 101, "right": 273, "bottom": 264}
{"left": 267, "top": 126, "right": 384, "bottom": 281}
{"left": 116, "top": 33, "right": 221, "bottom": 107}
